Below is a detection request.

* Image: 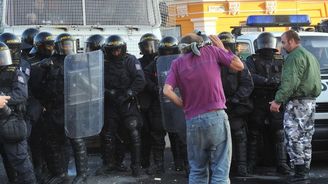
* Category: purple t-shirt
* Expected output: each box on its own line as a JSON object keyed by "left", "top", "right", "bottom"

{"left": 165, "top": 45, "right": 234, "bottom": 120}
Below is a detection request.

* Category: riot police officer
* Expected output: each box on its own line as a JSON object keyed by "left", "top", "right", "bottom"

{"left": 21, "top": 28, "right": 40, "bottom": 59}
{"left": 137, "top": 33, "right": 161, "bottom": 171}
{"left": 27, "top": 31, "right": 55, "bottom": 182}
{"left": 85, "top": 34, "right": 105, "bottom": 52}
{"left": 99, "top": 35, "right": 145, "bottom": 177}
{"left": 0, "top": 41, "right": 37, "bottom": 184}
{"left": 85, "top": 34, "right": 130, "bottom": 174}
{"left": 158, "top": 36, "right": 189, "bottom": 173}
{"left": 0, "top": 33, "right": 31, "bottom": 81}
{"left": 316, "top": 19, "right": 328, "bottom": 32}
{"left": 219, "top": 32, "right": 254, "bottom": 176}
{"left": 42, "top": 33, "right": 88, "bottom": 184}
{"left": 246, "top": 32, "right": 290, "bottom": 175}
{"left": 139, "top": 34, "right": 168, "bottom": 174}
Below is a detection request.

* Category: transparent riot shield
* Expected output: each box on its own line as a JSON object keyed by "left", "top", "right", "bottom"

{"left": 156, "top": 54, "right": 186, "bottom": 137}
{"left": 64, "top": 50, "right": 104, "bottom": 139}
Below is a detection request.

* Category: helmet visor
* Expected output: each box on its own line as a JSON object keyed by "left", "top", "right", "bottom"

{"left": 39, "top": 43, "right": 54, "bottom": 57}
{"left": 57, "top": 40, "right": 76, "bottom": 55}
{"left": 0, "top": 49, "right": 13, "bottom": 66}
{"left": 85, "top": 42, "right": 99, "bottom": 52}
{"left": 139, "top": 40, "right": 158, "bottom": 55}
{"left": 256, "top": 37, "right": 277, "bottom": 51}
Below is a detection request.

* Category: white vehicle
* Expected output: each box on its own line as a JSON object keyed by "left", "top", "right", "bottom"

{"left": 234, "top": 15, "right": 328, "bottom": 158}
{"left": 0, "top": 0, "right": 162, "bottom": 57}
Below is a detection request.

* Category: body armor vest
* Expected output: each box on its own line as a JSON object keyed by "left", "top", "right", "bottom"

{"left": 253, "top": 54, "right": 283, "bottom": 87}
{"left": 221, "top": 67, "right": 239, "bottom": 98}
{"left": 105, "top": 55, "right": 132, "bottom": 94}
{"left": 46, "top": 55, "right": 65, "bottom": 108}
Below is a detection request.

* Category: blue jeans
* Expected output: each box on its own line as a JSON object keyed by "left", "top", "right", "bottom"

{"left": 187, "top": 110, "right": 232, "bottom": 184}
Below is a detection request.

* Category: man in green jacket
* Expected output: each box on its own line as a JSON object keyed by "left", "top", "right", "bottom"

{"left": 270, "top": 30, "right": 321, "bottom": 183}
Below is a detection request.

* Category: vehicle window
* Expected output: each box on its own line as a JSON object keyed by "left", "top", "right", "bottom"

{"left": 277, "top": 36, "right": 328, "bottom": 70}
{"left": 5, "top": 0, "right": 159, "bottom": 26}
{"left": 301, "top": 36, "right": 328, "bottom": 70}
{"left": 236, "top": 42, "right": 251, "bottom": 61}
{"left": 85, "top": 0, "right": 157, "bottom": 26}
{"left": 6, "top": 0, "right": 83, "bottom": 25}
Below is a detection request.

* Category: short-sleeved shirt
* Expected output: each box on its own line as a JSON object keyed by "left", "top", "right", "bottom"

{"left": 165, "top": 45, "right": 234, "bottom": 120}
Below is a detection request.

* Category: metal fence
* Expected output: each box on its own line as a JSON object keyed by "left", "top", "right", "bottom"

{"left": 4, "top": 0, "right": 160, "bottom": 26}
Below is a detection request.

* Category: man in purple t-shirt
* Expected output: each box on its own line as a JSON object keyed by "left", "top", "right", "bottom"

{"left": 163, "top": 33, "right": 244, "bottom": 184}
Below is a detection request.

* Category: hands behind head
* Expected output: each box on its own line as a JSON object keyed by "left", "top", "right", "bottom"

{"left": 209, "top": 35, "right": 228, "bottom": 52}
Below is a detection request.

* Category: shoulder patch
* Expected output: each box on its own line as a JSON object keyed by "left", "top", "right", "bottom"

{"left": 135, "top": 64, "right": 141, "bottom": 70}
{"left": 25, "top": 68, "right": 30, "bottom": 76}
{"left": 18, "top": 76, "right": 25, "bottom": 84}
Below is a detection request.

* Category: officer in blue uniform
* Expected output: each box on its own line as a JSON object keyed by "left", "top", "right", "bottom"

{"left": 0, "top": 41, "right": 36, "bottom": 184}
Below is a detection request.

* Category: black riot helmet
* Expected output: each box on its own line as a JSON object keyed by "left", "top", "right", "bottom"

{"left": 255, "top": 32, "right": 278, "bottom": 53}
{"left": 218, "top": 32, "right": 236, "bottom": 53}
{"left": 138, "top": 33, "right": 159, "bottom": 55}
{"left": 158, "top": 36, "right": 180, "bottom": 56}
{"left": 30, "top": 32, "right": 55, "bottom": 57}
{"left": 102, "top": 35, "right": 127, "bottom": 60}
{"left": 316, "top": 19, "right": 328, "bottom": 32}
{"left": 194, "top": 30, "right": 212, "bottom": 46}
{"left": 85, "top": 34, "right": 105, "bottom": 52}
{"left": 0, "top": 42, "right": 13, "bottom": 66}
{"left": 0, "top": 33, "right": 21, "bottom": 62}
{"left": 21, "top": 28, "right": 40, "bottom": 50}
{"left": 54, "top": 33, "right": 76, "bottom": 56}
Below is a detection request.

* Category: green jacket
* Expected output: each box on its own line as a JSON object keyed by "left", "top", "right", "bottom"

{"left": 275, "top": 46, "right": 321, "bottom": 103}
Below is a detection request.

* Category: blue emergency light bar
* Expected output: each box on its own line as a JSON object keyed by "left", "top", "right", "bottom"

{"left": 246, "top": 15, "right": 311, "bottom": 27}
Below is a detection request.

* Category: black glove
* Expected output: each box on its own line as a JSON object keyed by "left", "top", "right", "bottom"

{"left": 266, "top": 76, "right": 280, "bottom": 86}
{"left": 118, "top": 89, "right": 135, "bottom": 105}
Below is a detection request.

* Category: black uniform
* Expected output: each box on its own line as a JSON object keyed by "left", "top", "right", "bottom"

{"left": 102, "top": 53, "right": 146, "bottom": 176}
{"left": 138, "top": 55, "right": 155, "bottom": 170}
{"left": 26, "top": 31, "right": 55, "bottom": 182}
{"left": 42, "top": 52, "right": 89, "bottom": 184}
{"left": 221, "top": 64, "right": 253, "bottom": 176}
{"left": 0, "top": 65, "right": 36, "bottom": 184}
{"left": 27, "top": 55, "right": 53, "bottom": 182}
{"left": 142, "top": 57, "right": 166, "bottom": 174}
{"left": 246, "top": 53, "right": 290, "bottom": 174}
{"left": 41, "top": 54, "right": 71, "bottom": 183}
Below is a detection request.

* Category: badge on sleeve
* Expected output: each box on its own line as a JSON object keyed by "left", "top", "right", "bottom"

{"left": 135, "top": 64, "right": 141, "bottom": 70}
{"left": 18, "top": 76, "right": 25, "bottom": 84}
{"left": 25, "top": 68, "right": 30, "bottom": 76}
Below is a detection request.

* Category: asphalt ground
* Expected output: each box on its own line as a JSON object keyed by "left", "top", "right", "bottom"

{"left": 1, "top": 148, "right": 328, "bottom": 184}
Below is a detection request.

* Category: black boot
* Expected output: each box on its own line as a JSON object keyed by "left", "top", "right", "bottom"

{"left": 45, "top": 141, "right": 68, "bottom": 184}
{"left": 288, "top": 165, "right": 310, "bottom": 184}
{"left": 168, "top": 132, "right": 184, "bottom": 171}
{"left": 146, "top": 150, "right": 165, "bottom": 175}
{"left": 275, "top": 130, "right": 290, "bottom": 175}
{"left": 71, "top": 138, "right": 88, "bottom": 184}
{"left": 131, "top": 143, "right": 142, "bottom": 177}
{"left": 126, "top": 119, "right": 142, "bottom": 177}
{"left": 233, "top": 128, "right": 248, "bottom": 177}
{"left": 247, "top": 130, "right": 258, "bottom": 174}
{"left": 96, "top": 134, "right": 116, "bottom": 175}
